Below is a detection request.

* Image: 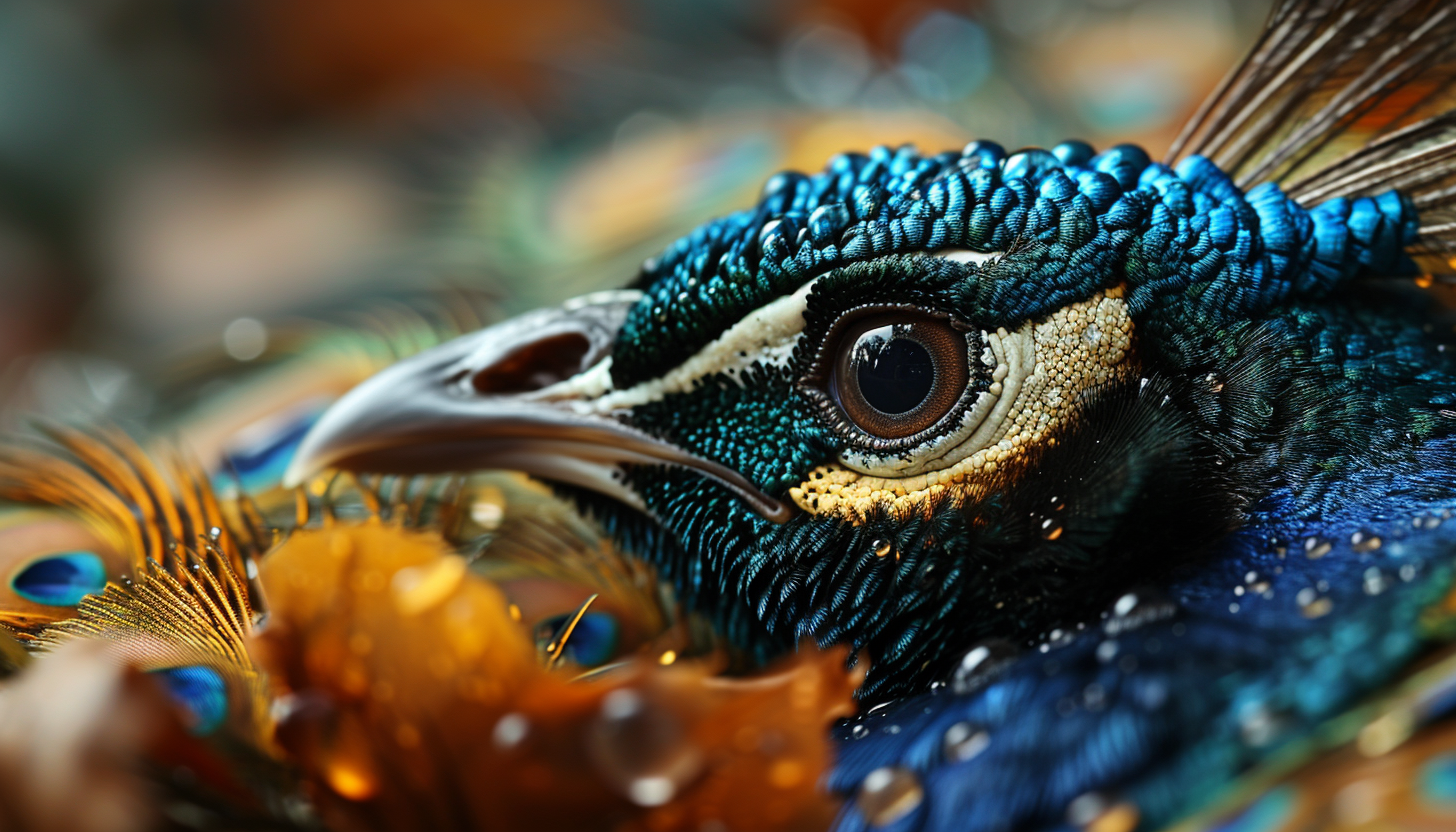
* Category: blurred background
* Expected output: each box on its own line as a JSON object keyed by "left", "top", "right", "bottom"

{"left": 0, "top": 0, "right": 1274, "bottom": 427}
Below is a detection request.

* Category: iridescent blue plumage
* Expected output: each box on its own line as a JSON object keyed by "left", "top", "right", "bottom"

{"left": 831, "top": 463, "right": 1456, "bottom": 830}
{"left": 616, "top": 142, "right": 1419, "bottom": 390}
{"left": 284, "top": 1, "right": 1456, "bottom": 830}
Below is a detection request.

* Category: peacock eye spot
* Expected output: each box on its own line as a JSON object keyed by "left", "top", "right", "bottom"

{"left": 830, "top": 312, "right": 969, "bottom": 440}
{"left": 535, "top": 610, "right": 621, "bottom": 667}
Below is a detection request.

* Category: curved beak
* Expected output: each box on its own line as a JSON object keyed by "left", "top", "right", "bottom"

{"left": 283, "top": 291, "right": 793, "bottom": 524}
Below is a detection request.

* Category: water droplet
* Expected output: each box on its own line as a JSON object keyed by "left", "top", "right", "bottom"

{"left": 1067, "top": 792, "right": 1108, "bottom": 826}
{"left": 1303, "top": 537, "right": 1331, "bottom": 559}
{"left": 587, "top": 688, "right": 704, "bottom": 807}
{"left": 1298, "top": 589, "right": 1333, "bottom": 618}
{"left": 628, "top": 777, "right": 675, "bottom": 806}
{"left": 856, "top": 767, "right": 923, "bottom": 827}
{"left": 1040, "top": 518, "right": 1063, "bottom": 540}
{"left": 1351, "top": 532, "right": 1382, "bottom": 552}
{"left": 493, "top": 712, "right": 529, "bottom": 749}
{"left": 872, "top": 538, "right": 894, "bottom": 558}
{"left": 942, "top": 721, "right": 989, "bottom": 762}
{"left": 223, "top": 317, "right": 268, "bottom": 361}
{"left": 915, "top": 561, "right": 938, "bottom": 590}
{"left": 851, "top": 723, "right": 870, "bottom": 740}
{"left": 1363, "top": 567, "right": 1388, "bottom": 596}
{"left": 1400, "top": 564, "right": 1418, "bottom": 582}
{"left": 1204, "top": 373, "right": 1225, "bottom": 393}
{"left": 1096, "top": 640, "right": 1119, "bottom": 662}
{"left": 1103, "top": 591, "right": 1176, "bottom": 635}
{"left": 1239, "top": 703, "right": 1286, "bottom": 747}
{"left": 949, "top": 640, "right": 1018, "bottom": 695}
{"left": 1113, "top": 594, "right": 1139, "bottom": 617}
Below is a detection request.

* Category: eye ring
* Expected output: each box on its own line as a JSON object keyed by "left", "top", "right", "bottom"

{"left": 830, "top": 313, "right": 969, "bottom": 439}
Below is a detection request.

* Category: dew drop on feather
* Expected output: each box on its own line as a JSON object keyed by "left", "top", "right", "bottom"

{"left": 942, "top": 721, "right": 989, "bottom": 763}
{"left": 949, "top": 640, "right": 1017, "bottom": 694}
{"left": 857, "top": 767, "right": 924, "bottom": 828}
{"left": 588, "top": 688, "right": 705, "bottom": 807}
{"left": 493, "top": 712, "right": 529, "bottom": 750}
{"left": 1351, "top": 531, "right": 1382, "bottom": 552}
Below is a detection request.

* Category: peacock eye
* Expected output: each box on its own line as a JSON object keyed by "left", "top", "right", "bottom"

{"left": 829, "top": 312, "right": 970, "bottom": 440}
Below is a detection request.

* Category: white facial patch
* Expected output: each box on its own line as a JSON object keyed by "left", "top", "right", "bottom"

{"left": 540, "top": 277, "right": 822, "bottom": 413}
{"left": 539, "top": 249, "right": 1003, "bottom": 414}
{"left": 934, "top": 248, "right": 1004, "bottom": 267}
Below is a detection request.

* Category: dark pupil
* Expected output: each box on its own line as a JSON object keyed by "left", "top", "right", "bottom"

{"left": 853, "top": 326, "right": 935, "bottom": 414}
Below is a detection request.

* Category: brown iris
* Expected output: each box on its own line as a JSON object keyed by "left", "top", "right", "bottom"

{"left": 829, "top": 312, "right": 969, "bottom": 439}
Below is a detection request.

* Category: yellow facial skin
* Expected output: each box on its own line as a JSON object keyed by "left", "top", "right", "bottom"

{"left": 789, "top": 290, "right": 1136, "bottom": 524}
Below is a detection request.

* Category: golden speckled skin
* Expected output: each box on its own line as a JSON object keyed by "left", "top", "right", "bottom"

{"left": 790, "top": 290, "right": 1136, "bottom": 523}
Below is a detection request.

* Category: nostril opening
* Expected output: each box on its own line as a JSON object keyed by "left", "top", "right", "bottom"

{"left": 471, "top": 332, "right": 594, "bottom": 394}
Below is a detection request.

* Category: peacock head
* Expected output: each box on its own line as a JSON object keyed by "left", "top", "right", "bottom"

{"left": 286, "top": 140, "right": 1420, "bottom": 698}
